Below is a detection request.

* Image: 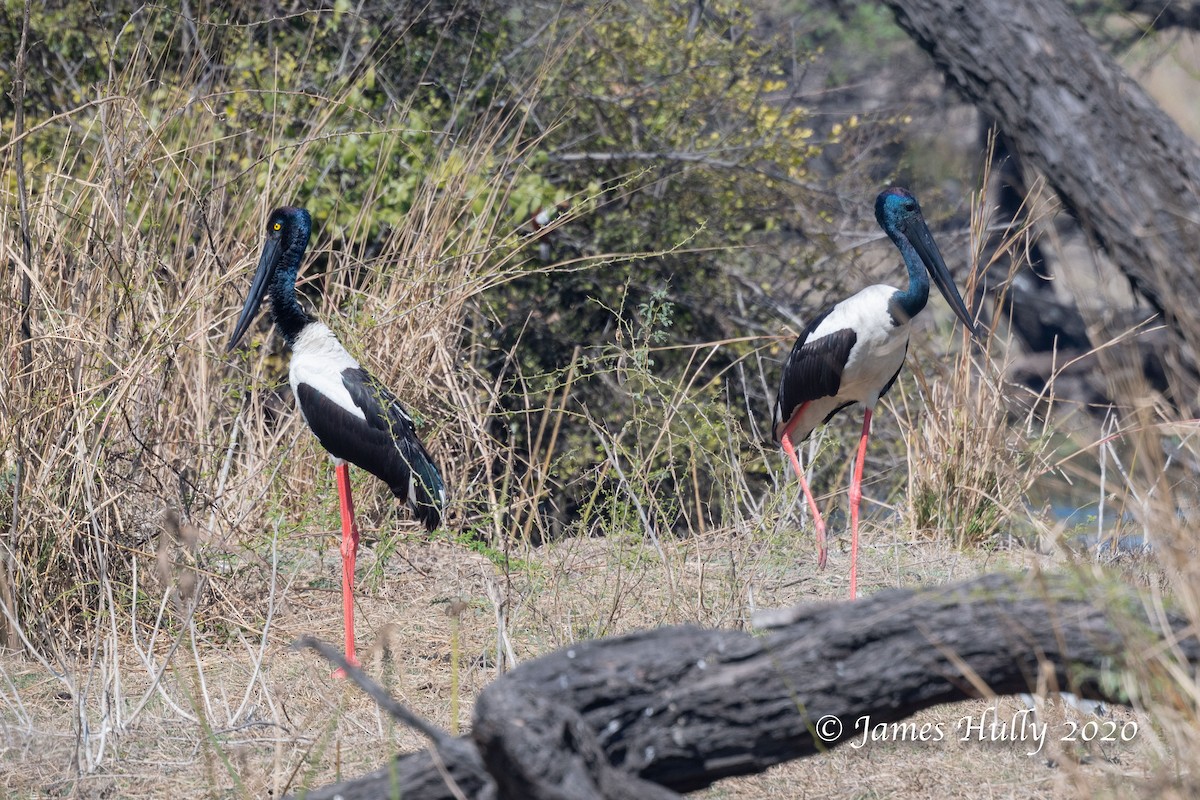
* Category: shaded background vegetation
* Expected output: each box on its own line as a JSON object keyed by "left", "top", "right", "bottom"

{"left": 2, "top": 0, "right": 1192, "bottom": 659}
{"left": 0, "top": 0, "right": 895, "bottom": 640}
{"left": 3, "top": 0, "right": 1200, "bottom": 795}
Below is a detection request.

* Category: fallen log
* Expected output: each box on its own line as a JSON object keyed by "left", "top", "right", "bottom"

{"left": 291, "top": 572, "right": 1198, "bottom": 800}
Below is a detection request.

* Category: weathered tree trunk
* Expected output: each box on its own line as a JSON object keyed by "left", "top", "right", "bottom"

{"left": 979, "top": 120, "right": 1092, "bottom": 355}
{"left": 291, "top": 573, "right": 1199, "bottom": 800}
{"left": 873, "top": 0, "right": 1200, "bottom": 407}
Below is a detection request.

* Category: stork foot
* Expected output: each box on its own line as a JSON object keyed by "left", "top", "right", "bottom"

{"left": 332, "top": 655, "right": 362, "bottom": 680}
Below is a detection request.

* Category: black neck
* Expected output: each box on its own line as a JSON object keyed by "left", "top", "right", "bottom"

{"left": 891, "top": 235, "right": 931, "bottom": 323}
{"left": 269, "top": 240, "right": 315, "bottom": 345}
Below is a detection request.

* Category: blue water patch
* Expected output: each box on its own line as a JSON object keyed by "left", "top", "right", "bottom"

{"left": 1072, "top": 532, "right": 1151, "bottom": 556}
{"left": 1038, "top": 501, "right": 1150, "bottom": 555}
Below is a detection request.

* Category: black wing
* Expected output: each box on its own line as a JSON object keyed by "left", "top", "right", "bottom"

{"left": 296, "top": 367, "right": 445, "bottom": 531}
{"left": 772, "top": 305, "right": 857, "bottom": 443}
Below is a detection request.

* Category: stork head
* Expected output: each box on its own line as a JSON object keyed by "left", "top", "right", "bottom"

{"left": 874, "top": 186, "right": 922, "bottom": 233}
{"left": 263, "top": 206, "right": 312, "bottom": 257}
{"left": 874, "top": 187, "right": 982, "bottom": 340}
{"left": 227, "top": 207, "right": 312, "bottom": 351}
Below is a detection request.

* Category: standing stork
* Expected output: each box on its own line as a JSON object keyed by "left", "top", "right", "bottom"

{"left": 228, "top": 206, "right": 445, "bottom": 672}
{"left": 772, "top": 187, "right": 982, "bottom": 599}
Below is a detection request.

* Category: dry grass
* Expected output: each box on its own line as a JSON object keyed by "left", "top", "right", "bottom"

{"left": 3, "top": 4, "right": 1200, "bottom": 800}
{"left": 900, "top": 170, "right": 1054, "bottom": 549}
{"left": 0, "top": 528, "right": 1166, "bottom": 798}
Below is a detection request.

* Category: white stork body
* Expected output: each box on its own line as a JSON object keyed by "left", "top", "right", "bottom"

{"left": 774, "top": 284, "right": 911, "bottom": 445}
{"left": 290, "top": 323, "right": 364, "bottom": 424}
{"left": 288, "top": 321, "right": 445, "bottom": 525}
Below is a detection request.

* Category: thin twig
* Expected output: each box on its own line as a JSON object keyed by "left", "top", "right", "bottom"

{"left": 295, "top": 636, "right": 453, "bottom": 746}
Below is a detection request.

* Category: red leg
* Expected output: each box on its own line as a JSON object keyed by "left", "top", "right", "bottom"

{"left": 780, "top": 405, "right": 827, "bottom": 569}
{"left": 848, "top": 406, "right": 873, "bottom": 600}
{"left": 334, "top": 462, "right": 361, "bottom": 677}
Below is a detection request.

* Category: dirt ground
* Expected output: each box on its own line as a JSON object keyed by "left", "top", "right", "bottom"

{"left": 0, "top": 512, "right": 1166, "bottom": 799}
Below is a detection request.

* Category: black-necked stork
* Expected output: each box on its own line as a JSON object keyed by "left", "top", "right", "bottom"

{"left": 227, "top": 206, "right": 445, "bottom": 672}
{"left": 772, "top": 187, "right": 981, "bottom": 599}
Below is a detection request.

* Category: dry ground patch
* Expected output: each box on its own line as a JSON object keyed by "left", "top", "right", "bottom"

{"left": 0, "top": 516, "right": 1162, "bottom": 799}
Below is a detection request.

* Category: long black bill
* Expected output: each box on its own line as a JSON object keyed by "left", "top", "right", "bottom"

{"left": 226, "top": 238, "right": 280, "bottom": 351}
{"left": 908, "top": 218, "right": 983, "bottom": 340}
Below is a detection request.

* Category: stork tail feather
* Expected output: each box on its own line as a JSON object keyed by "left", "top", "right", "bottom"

{"left": 399, "top": 440, "right": 445, "bottom": 531}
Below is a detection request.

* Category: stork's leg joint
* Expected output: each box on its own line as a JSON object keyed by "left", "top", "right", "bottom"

{"left": 779, "top": 407, "right": 828, "bottom": 570}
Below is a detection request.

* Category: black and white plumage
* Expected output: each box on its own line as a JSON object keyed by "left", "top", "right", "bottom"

{"left": 289, "top": 323, "right": 444, "bottom": 528}
{"left": 227, "top": 206, "right": 444, "bottom": 670}
{"left": 772, "top": 187, "right": 982, "bottom": 599}
{"left": 772, "top": 284, "right": 915, "bottom": 447}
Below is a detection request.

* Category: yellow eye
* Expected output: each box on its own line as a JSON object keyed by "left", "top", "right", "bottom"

{"left": 272, "top": 222, "right": 282, "bottom": 231}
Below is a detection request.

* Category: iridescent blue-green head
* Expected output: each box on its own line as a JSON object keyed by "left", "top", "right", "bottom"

{"left": 227, "top": 207, "right": 313, "bottom": 351}
{"left": 875, "top": 187, "right": 980, "bottom": 339}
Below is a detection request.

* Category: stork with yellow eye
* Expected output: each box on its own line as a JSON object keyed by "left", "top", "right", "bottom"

{"left": 227, "top": 206, "right": 445, "bottom": 674}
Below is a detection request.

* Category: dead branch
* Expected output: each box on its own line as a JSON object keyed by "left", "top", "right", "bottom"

{"left": 291, "top": 572, "right": 1198, "bottom": 799}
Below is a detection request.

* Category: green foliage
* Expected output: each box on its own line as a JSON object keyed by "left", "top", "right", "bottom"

{"left": 3, "top": 0, "right": 558, "bottom": 245}
{"left": 0, "top": 0, "right": 826, "bottom": 639}
{"left": 476, "top": 0, "right": 821, "bottom": 535}
{"left": 808, "top": 2, "right": 908, "bottom": 55}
